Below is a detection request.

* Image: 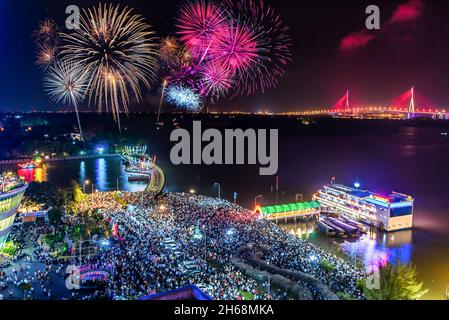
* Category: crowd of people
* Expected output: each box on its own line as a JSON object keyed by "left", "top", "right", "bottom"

{"left": 1, "top": 190, "right": 366, "bottom": 300}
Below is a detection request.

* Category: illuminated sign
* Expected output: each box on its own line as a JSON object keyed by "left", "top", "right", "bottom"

{"left": 373, "top": 195, "right": 390, "bottom": 203}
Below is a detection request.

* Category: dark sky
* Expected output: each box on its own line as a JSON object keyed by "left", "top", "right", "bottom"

{"left": 1, "top": 0, "right": 449, "bottom": 112}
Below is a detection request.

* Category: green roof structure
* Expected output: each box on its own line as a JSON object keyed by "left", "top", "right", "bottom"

{"left": 257, "top": 201, "right": 321, "bottom": 215}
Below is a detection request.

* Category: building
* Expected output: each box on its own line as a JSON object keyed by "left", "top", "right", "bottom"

{"left": 255, "top": 201, "right": 321, "bottom": 221}
{"left": 0, "top": 173, "right": 28, "bottom": 250}
{"left": 313, "top": 184, "right": 414, "bottom": 232}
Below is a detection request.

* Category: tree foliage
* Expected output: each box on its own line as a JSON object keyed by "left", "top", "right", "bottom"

{"left": 363, "top": 263, "right": 428, "bottom": 300}
{"left": 71, "top": 180, "right": 85, "bottom": 203}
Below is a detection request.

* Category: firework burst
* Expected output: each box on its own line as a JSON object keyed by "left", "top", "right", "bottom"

{"left": 60, "top": 3, "right": 159, "bottom": 130}
{"left": 44, "top": 61, "right": 88, "bottom": 141}
{"left": 199, "top": 61, "right": 233, "bottom": 99}
{"left": 210, "top": 21, "right": 260, "bottom": 75}
{"left": 159, "top": 36, "right": 181, "bottom": 66}
{"left": 166, "top": 85, "right": 202, "bottom": 111}
{"left": 36, "top": 44, "right": 58, "bottom": 69}
{"left": 34, "top": 19, "right": 60, "bottom": 47}
{"left": 176, "top": 0, "right": 228, "bottom": 60}
{"left": 224, "top": 0, "right": 292, "bottom": 95}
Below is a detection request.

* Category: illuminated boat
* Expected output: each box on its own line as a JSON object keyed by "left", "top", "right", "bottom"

{"left": 17, "top": 161, "right": 38, "bottom": 170}
{"left": 313, "top": 184, "right": 414, "bottom": 232}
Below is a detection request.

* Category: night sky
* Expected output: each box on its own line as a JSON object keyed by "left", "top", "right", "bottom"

{"left": 1, "top": 0, "right": 449, "bottom": 112}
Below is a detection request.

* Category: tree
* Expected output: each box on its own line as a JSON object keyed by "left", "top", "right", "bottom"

{"left": 71, "top": 180, "right": 85, "bottom": 203}
{"left": 363, "top": 263, "right": 428, "bottom": 300}
{"left": 48, "top": 208, "right": 63, "bottom": 227}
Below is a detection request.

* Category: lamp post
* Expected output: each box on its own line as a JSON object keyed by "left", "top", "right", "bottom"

{"left": 214, "top": 183, "right": 221, "bottom": 199}
{"left": 83, "top": 180, "right": 90, "bottom": 194}
{"left": 255, "top": 195, "right": 263, "bottom": 209}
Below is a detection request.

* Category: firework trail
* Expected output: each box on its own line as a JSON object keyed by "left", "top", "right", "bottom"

{"left": 60, "top": 3, "right": 159, "bottom": 131}
{"left": 157, "top": 79, "right": 169, "bottom": 124}
{"left": 44, "top": 61, "right": 88, "bottom": 141}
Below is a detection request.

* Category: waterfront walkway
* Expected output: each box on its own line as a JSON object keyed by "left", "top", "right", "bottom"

{"left": 0, "top": 154, "right": 120, "bottom": 165}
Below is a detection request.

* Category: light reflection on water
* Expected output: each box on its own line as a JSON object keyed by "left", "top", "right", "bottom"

{"left": 14, "top": 158, "right": 147, "bottom": 194}
{"left": 281, "top": 221, "right": 413, "bottom": 273}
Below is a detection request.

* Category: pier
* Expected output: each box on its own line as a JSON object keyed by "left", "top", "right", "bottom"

{"left": 255, "top": 201, "right": 321, "bottom": 222}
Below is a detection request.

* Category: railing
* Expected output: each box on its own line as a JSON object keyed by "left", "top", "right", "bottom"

{"left": 0, "top": 154, "right": 120, "bottom": 165}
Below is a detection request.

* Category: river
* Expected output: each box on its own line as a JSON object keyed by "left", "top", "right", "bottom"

{"left": 1, "top": 118, "right": 449, "bottom": 299}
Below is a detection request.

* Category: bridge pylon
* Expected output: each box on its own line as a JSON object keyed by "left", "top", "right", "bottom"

{"left": 345, "top": 90, "right": 350, "bottom": 113}
{"left": 408, "top": 86, "right": 415, "bottom": 119}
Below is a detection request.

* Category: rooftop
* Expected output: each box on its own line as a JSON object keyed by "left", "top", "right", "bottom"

{"left": 0, "top": 172, "right": 27, "bottom": 195}
{"left": 258, "top": 201, "right": 321, "bottom": 215}
{"left": 325, "top": 184, "right": 413, "bottom": 205}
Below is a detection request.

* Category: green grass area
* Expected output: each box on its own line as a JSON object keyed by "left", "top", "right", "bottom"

{"left": 1, "top": 241, "right": 18, "bottom": 257}
{"left": 239, "top": 291, "right": 254, "bottom": 300}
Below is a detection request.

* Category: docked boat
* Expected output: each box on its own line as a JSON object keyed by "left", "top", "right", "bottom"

{"left": 327, "top": 217, "right": 358, "bottom": 236}
{"left": 317, "top": 220, "right": 336, "bottom": 236}
{"left": 341, "top": 215, "right": 368, "bottom": 233}
{"left": 323, "top": 219, "right": 347, "bottom": 238}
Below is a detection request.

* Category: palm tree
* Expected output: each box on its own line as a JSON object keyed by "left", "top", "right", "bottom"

{"left": 363, "top": 263, "right": 428, "bottom": 300}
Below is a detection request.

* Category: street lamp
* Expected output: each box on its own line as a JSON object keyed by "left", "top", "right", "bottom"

{"left": 189, "top": 189, "right": 196, "bottom": 195}
{"left": 214, "top": 183, "right": 221, "bottom": 199}
{"left": 254, "top": 195, "right": 263, "bottom": 208}
{"left": 83, "top": 180, "right": 90, "bottom": 193}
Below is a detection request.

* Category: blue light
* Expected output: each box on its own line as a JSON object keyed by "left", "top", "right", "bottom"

{"left": 166, "top": 85, "right": 201, "bottom": 111}
{"left": 96, "top": 145, "right": 105, "bottom": 154}
{"left": 354, "top": 181, "right": 361, "bottom": 189}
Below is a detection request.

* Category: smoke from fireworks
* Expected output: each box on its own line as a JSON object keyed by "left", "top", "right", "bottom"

{"left": 60, "top": 3, "right": 159, "bottom": 129}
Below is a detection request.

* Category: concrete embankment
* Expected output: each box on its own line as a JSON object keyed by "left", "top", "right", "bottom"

{"left": 0, "top": 154, "right": 120, "bottom": 165}
{"left": 235, "top": 244, "right": 339, "bottom": 300}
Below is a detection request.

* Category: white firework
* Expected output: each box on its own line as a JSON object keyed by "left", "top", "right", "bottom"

{"left": 44, "top": 61, "right": 88, "bottom": 141}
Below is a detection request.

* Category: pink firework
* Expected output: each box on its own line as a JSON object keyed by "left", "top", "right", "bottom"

{"left": 210, "top": 21, "right": 260, "bottom": 75}
{"left": 176, "top": 0, "right": 229, "bottom": 59}
{"left": 224, "top": 0, "right": 292, "bottom": 95}
{"left": 200, "top": 61, "right": 234, "bottom": 99}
